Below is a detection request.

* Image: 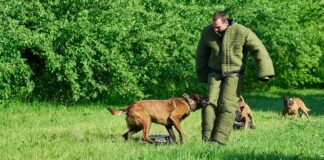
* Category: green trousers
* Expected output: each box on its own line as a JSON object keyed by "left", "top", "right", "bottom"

{"left": 201, "top": 72, "right": 243, "bottom": 144}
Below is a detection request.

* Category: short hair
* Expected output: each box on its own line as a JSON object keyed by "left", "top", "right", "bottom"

{"left": 212, "top": 11, "right": 228, "bottom": 22}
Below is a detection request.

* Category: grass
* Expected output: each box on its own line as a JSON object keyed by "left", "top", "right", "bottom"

{"left": 0, "top": 90, "right": 324, "bottom": 160}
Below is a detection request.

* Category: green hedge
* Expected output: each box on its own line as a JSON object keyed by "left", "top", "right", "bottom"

{"left": 0, "top": 0, "right": 323, "bottom": 103}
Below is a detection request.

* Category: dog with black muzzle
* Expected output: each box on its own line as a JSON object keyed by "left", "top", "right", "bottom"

{"left": 107, "top": 93, "right": 209, "bottom": 144}
{"left": 282, "top": 96, "right": 310, "bottom": 120}
{"left": 233, "top": 96, "right": 256, "bottom": 129}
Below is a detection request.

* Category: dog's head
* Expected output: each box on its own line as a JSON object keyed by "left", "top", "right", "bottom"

{"left": 235, "top": 103, "right": 245, "bottom": 121}
{"left": 182, "top": 93, "right": 209, "bottom": 111}
{"left": 283, "top": 96, "right": 293, "bottom": 109}
{"left": 190, "top": 94, "right": 209, "bottom": 111}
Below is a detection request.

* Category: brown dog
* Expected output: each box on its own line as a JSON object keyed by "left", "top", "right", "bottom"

{"left": 107, "top": 93, "right": 208, "bottom": 144}
{"left": 234, "top": 95, "right": 256, "bottom": 129}
{"left": 282, "top": 96, "right": 310, "bottom": 119}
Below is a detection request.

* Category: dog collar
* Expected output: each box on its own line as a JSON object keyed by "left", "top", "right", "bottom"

{"left": 182, "top": 93, "right": 196, "bottom": 111}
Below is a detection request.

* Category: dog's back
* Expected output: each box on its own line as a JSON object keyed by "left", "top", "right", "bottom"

{"left": 292, "top": 98, "right": 310, "bottom": 111}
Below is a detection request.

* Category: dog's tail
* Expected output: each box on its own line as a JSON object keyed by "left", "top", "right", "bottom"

{"left": 107, "top": 107, "right": 127, "bottom": 116}
{"left": 299, "top": 99, "right": 311, "bottom": 112}
{"left": 239, "top": 95, "right": 245, "bottom": 103}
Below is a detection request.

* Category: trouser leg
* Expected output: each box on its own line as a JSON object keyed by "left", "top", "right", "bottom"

{"left": 210, "top": 73, "right": 242, "bottom": 144}
{"left": 201, "top": 72, "right": 221, "bottom": 140}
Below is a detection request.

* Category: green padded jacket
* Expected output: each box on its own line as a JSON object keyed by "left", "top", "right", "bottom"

{"left": 195, "top": 21, "right": 275, "bottom": 83}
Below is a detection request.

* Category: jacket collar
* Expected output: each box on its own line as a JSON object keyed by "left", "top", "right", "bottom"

{"left": 212, "top": 20, "right": 235, "bottom": 37}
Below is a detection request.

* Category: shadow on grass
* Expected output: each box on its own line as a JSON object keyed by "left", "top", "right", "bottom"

{"left": 77, "top": 132, "right": 123, "bottom": 143}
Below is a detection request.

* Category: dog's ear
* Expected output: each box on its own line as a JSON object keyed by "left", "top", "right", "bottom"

{"left": 239, "top": 95, "right": 244, "bottom": 102}
{"left": 283, "top": 96, "right": 293, "bottom": 108}
{"left": 283, "top": 96, "right": 289, "bottom": 104}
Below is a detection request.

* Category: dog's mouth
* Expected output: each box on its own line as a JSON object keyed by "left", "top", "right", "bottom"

{"left": 184, "top": 94, "right": 210, "bottom": 111}
{"left": 196, "top": 97, "right": 209, "bottom": 109}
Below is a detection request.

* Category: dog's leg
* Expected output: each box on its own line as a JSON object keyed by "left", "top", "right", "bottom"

{"left": 169, "top": 116, "right": 185, "bottom": 144}
{"left": 300, "top": 105, "right": 310, "bottom": 119}
{"left": 305, "top": 112, "right": 310, "bottom": 119}
{"left": 141, "top": 119, "right": 155, "bottom": 144}
{"left": 165, "top": 125, "right": 178, "bottom": 144}
{"left": 281, "top": 110, "right": 288, "bottom": 120}
{"left": 242, "top": 117, "right": 248, "bottom": 129}
{"left": 122, "top": 127, "right": 141, "bottom": 140}
{"left": 293, "top": 113, "right": 298, "bottom": 120}
{"left": 248, "top": 113, "right": 256, "bottom": 129}
{"left": 302, "top": 109, "right": 310, "bottom": 119}
{"left": 122, "top": 131, "right": 131, "bottom": 140}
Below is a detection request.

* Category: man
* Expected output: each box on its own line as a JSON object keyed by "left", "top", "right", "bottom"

{"left": 195, "top": 11, "right": 274, "bottom": 145}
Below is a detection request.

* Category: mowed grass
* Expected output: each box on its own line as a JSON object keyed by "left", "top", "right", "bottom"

{"left": 1, "top": 90, "right": 324, "bottom": 160}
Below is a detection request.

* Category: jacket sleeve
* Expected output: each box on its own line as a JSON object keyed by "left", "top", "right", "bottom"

{"left": 245, "top": 29, "right": 275, "bottom": 78}
{"left": 195, "top": 30, "right": 210, "bottom": 83}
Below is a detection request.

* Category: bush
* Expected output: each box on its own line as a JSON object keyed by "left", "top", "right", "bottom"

{"left": 0, "top": 0, "right": 323, "bottom": 103}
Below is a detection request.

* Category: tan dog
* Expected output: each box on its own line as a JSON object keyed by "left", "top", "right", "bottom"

{"left": 234, "top": 95, "right": 256, "bottom": 129}
{"left": 107, "top": 93, "right": 208, "bottom": 144}
{"left": 282, "top": 96, "right": 310, "bottom": 119}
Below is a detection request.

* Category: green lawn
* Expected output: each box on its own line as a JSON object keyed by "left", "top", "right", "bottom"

{"left": 1, "top": 90, "right": 323, "bottom": 160}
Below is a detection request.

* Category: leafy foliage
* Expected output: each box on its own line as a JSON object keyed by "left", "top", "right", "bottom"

{"left": 231, "top": 0, "right": 324, "bottom": 90}
{"left": 0, "top": 0, "right": 323, "bottom": 103}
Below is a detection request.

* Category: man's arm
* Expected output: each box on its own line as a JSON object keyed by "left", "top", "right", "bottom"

{"left": 195, "top": 31, "right": 211, "bottom": 83}
{"left": 245, "top": 29, "right": 275, "bottom": 81}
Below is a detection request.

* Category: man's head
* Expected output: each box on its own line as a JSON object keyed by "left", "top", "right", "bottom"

{"left": 212, "top": 11, "right": 229, "bottom": 32}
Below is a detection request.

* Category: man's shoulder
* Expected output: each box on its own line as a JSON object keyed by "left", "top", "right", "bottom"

{"left": 230, "top": 22, "right": 249, "bottom": 32}
{"left": 202, "top": 24, "right": 214, "bottom": 32}
{"left": 199, "top": 25, "right": 215, "bottom": 38}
